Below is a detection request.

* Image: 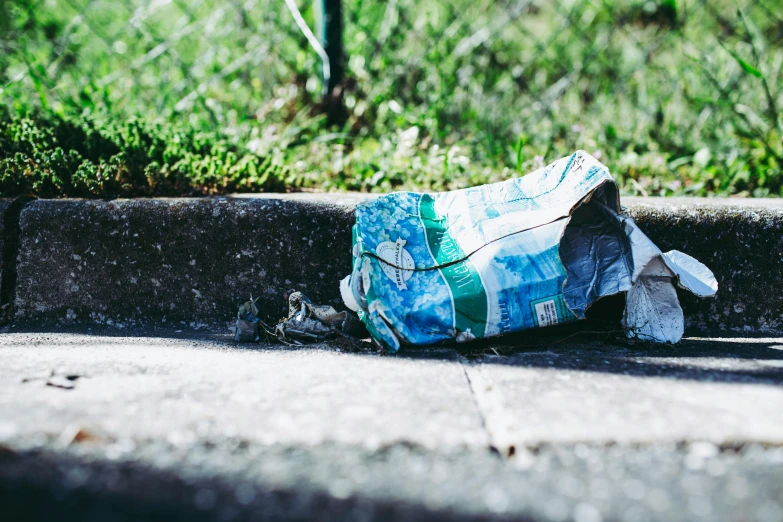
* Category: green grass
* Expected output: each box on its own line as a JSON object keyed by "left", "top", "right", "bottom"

{"left": 1, "top": 0, "right": 781, "bottom": 198}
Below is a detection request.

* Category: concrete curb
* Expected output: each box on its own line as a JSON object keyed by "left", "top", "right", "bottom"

{"left": 0, "top": 200, "right": 10, "bottom": 304}
{"left": 624, "top": 197, "right": 783, "bottom": 333}
{"left": 2, "top": 195, "right": 782, "bottom": 334}
{"left": 11, "top": 196, "right": 357, "bottom": 329}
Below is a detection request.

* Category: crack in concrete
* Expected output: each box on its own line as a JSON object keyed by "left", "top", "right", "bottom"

{"left": 459, "top": 355, "right": 546, "bottom": 469}
{"left": 458, "top": 354, "right": 516, "bottom": 459}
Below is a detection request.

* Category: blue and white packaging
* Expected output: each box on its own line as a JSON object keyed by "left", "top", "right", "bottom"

{"left": 340, "top": 151, "right": 717, "bottom": 352}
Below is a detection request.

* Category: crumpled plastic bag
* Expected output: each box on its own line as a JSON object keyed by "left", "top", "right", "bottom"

{"left": 340, "top": 150, "right": 718, "bottom": 352}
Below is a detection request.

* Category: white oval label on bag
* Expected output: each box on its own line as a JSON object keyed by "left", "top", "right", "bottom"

{"left": 376, "top": 238, "right": 414, "bottom": 290}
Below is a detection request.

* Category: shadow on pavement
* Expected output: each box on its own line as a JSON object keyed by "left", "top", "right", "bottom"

{"left": 463, "top": 324, "right": 783, "bottom": 387}
{"left": 7, "top": 321, "right": 783, "bottom": 387}
{"left": 0, "top": 445, "right": 521, "bottom": 522}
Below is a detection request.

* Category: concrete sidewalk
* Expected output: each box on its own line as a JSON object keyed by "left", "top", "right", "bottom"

{"left": 2, "top": 330, "right": 783, "bottom": 521}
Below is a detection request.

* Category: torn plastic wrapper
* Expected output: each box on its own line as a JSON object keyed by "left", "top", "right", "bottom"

{"left": 276, "top": 292, "right": 366, "bottom": 342}
{"left": 232, "top": 292, "right": 366, "bottom": 343}
{"left": 341, "top": 151, "right": 718, "bottom": 352}
{"left": 233, "top": 295, "right": 261, "bottom": 342}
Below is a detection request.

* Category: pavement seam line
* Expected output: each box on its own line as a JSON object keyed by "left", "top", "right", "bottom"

{"left": 458, "top": 355, "right": 517, "bottom": 458}
{"left": 0, "top": 196, "right": 35, "bottom": 326}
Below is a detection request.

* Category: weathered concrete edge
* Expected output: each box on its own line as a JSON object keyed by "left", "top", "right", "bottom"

{"left": 0, "top": 197, "right": 36, "bottom": 325}
{"left": 8, "top": 195, "right": 783, "bottom": 334}
{"left": 0, "top": 200, "right": 9, "bottom": 311}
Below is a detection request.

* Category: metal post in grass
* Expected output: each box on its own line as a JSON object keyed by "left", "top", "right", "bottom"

{"left": 319, "top": 0, "right": 346, "bottom": 125}
{"left": 285, "top": 0, "right": 346, "bottom": 125}
{"left": 320, "top": 0, "right": 344, "bottom": 95}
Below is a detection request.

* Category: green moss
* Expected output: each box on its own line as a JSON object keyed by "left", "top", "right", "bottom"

{"left": 0, "top": 112, "right": 287, "bottom": 198}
